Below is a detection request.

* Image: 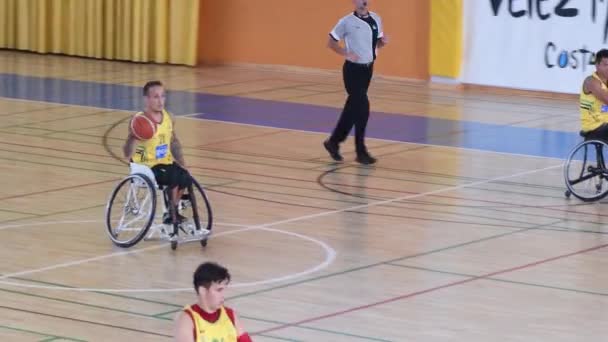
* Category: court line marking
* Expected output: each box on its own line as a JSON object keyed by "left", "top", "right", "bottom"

{"left": 1, "top": 96, "right": 572, "bottom": 162}
{"left": 182, "top": 112, "right": 204, "bottom": 117}
{"left": 0, "top": 221, "right": 336, "bottom": 292}
{"left": 0, "top": 220, "right": 247, "bottom": 232}
{"left": 231, "top": 227, "right": 336, "bottom": 288}
{"left": 182, "top": 115, "right": 571, "bottom": 162}
{"left": 0, "top": 178, "right": 121, "bottom": 201}
{"left": 0, "top": 163, "right": 560, "bottom": 292}
{"left": 253, "top": 234, "right": 608, "bottom": 336}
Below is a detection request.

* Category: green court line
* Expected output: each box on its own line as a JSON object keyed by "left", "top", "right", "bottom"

{"left": 0, "top": 176, "right": 237, "bottom": 226}
{"left": 5, "top": 146, "right": 601, "bottom": 236}
{"left": 241, "top": 316, "right": 393, "bottom": 342}
{"left": 3, "top": 123, "right": 605, "bottom": 230}
{"left": 11, "top": 277, "right": 183, "bottom": 308}
{"left": 227, "top": 226, "right": 544, "bottom": 301}
{"left": 0, "top": 109, "right": 115, "bottom": 130}
{"left": 38, "top": 338, "right": 63, "bottom": 342}
{"left": 0, "top": 203, "right": 107, "bottom": 225}
{"left": 0, "top": 207, "right": 41, "bottom": 216}
{"left": 2, "top": 141, "right": 604, "bottom": 234}
{"left": 36, "top": 123, "right": 118, "bottom": 136}
{"left": 385, "top": 263, "right": 608, "bottom": 297}
{"left": 0, "top": 287, "right": 172, "bottom": 321}
{"left": 2, "top": 148, "right": 594, "bottom": 237}
{"left": 0, "top": 144, "right": 556, "bottom": 233}
{"left": 257, "top": 334, "right": 303, "bottom": 342}
{"left": 0, "top": 155, "right": 126, "bottom": 175}
{"left": 153, "top": 309, "right": 181, "bottom": 318}
{"left": 154, "top": 310, "right": 393, "bottom": 342}
{"left": 0, "top": 147, "right": 125, "bottom": 169}
{"left": 0, "top": 325, "right": 86, "bottom": 342}
{"left": 0, "top": 146, "right": 240, "bottom": 188}
{"left": 1, "top": 221, "right": 562, "bottom": 342}
{"left": 0, "top": 129, "right": 115, "bottom": 147}
{"left": 2, "top": 279, "right": 388, "bottom": 342}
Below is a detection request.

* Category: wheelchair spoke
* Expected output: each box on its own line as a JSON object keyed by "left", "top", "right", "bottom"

{"left": 105, "top": 169, "right": 212, "bottom": 249}
{"left": 565, "top": 140, "right": 608, "bottom": 201}
{"left": 105, "top": 173, "right": 157, "bottom": 247}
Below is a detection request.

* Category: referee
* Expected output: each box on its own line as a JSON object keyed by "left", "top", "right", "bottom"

{"left": 324, "top": 0, "right": 388, "bottom": 165}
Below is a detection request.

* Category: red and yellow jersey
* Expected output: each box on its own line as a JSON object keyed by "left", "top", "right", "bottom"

{"left": 184, "top": 304, "right": 238, "bottom": 342}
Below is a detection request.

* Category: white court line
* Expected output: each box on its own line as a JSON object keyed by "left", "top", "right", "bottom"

{"left": 0, "top": 226, "right": 337, "bottom": 292}
{"left": 181, "top": 112, "right": 205, "bottom": 117}
{"left": 183, "top": 116, "right": 573, "bottom": 162}
{"left": 230, "top": 227, "right": 336, "bottom": 288}
{"left": 0, "top": 163, "right": 561, "bottom": 289}
{"left": 0, "top": 220, "right": 248, "bottom": 232}
{"left": 0, "top": 224, "right": 254, "bottom": 282}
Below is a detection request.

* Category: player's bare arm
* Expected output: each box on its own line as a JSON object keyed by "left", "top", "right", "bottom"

{"left": 173, "top": 311, "right": 194, "bottom": 342}
{"left": 170, "top": 115, "right": 186, "bottom": 167}
{"left": 123, "top": 120, "right": 137, "bottom": 160}
{"left": 586, "top": 76, "right": 608, "bottom": 104}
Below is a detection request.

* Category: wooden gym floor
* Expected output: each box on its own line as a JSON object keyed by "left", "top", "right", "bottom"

{"left": 1, "top": 51, "right": 607, "bottom": 341}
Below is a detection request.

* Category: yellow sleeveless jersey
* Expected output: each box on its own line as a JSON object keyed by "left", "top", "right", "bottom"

{"left": 131, "top": 110, "right": 173, "bottom": 167}
{"left": 580, "top": 73, "right": 608, "bottom": 132}
{"left": 185, "top": 306, "right": 238, "bottom": 342}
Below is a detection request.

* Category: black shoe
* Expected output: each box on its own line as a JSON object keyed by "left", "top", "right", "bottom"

{"left": 163, "top": 212, "right": 186, "bottom": 225}
{"left": 323, "top": 140, "right": 343, "bottom": 161}
{"left": 356, "top": 153, "right": 377, "bottom": 165}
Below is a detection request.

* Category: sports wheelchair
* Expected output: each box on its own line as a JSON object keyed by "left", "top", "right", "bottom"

{"left": 564, "top": 131, "right": 608, "bottom": 202}
{"left": 104, "top": 163, "right": 212, "bottom": 250}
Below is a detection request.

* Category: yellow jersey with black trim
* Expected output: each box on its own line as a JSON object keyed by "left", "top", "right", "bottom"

{"left": 580, "top": 73, "right": 608, "bottom": 132}
{"left": 131, "top": 110, "right": 173, "bottom": 167}
{"left": 185, "top": 305, "right": 238, "bottom": 342}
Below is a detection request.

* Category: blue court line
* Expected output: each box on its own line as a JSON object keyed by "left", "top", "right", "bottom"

{"left": 0, "top": 73, "right": 580, "bottom": 159}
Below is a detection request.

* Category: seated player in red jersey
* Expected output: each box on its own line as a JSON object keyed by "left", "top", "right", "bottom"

{"left": 174, "top": 262, "right": 253, "bottom": 342}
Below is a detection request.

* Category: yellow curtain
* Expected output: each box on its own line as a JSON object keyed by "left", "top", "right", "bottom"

{"left": 429, "top": 0, "right": 462, "bottom": 78}
{"left": 0, "top": 0, "right": 199, "bottom": 66}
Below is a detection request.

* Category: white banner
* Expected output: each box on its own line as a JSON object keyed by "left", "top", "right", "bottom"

{"left": 462, "top": 0, "right": 608, "bottom": 94}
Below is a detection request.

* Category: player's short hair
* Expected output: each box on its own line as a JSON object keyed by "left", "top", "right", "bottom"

{"left": 596, "top": 49, "right": 608, "bottom": 65}
{"left": 193, "top": 262, "right": 231, "bottom": 292}
{"left": 143, "top": 80, "right": 163, "bottom": 96}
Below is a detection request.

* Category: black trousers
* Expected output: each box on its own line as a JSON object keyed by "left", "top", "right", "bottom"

{"left": 151, "top": 163, "right": 192, "bottom": 190}
{"left": 586, "top": 123, "right": 608, "bottom": 142}
{"left": 329, "top": 60, "right": 374, "bottom": 155}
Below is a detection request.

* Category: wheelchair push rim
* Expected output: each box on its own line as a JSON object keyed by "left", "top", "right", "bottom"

{"left": 164, "top": 176, "right": 213, "bottom": 250}
{"left": 564, "top": 139, "right": 608, "bottom": 202}
{"left": 105, "top": 173, "right": 157, "bottom": 248}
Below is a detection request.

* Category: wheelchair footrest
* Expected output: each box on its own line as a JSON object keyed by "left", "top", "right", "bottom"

{"left": 144, "top": 223, "right": 210, "bottom": 243}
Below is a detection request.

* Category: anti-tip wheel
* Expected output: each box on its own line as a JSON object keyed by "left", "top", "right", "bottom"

{"left": 171, "top": 240, "right": 178, "bottom": 250}
{"left": 565, "top": 190, "right": 572, "bottom": 198}
{"left": 200, "top": 239, "right": 208, "bottom": 247}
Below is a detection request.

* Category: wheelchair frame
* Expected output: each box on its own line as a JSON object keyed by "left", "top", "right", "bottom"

{"left": 104, "top": 163, "right": 212, "bottom": 250}
{"left": 564, "top": 131, "right": 608, "bottom": 202}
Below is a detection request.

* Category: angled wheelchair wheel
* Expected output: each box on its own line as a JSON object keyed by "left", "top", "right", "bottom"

{"left": 177, "top": 177, "right": 213, "bottom": 247}
{"left": 564, "top": 140, "right": 608, "bottom": 202}
{"left": 105, "top": 173, "right": 157, "bottom": 248}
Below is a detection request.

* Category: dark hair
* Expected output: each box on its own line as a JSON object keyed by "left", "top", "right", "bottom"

{"left": 193, "top": 262, "right": 231, "bottom": 293}
{"left": 143, "top": 80, "right": 163, "bottom": 96}
{"left": 596, "top": 49, "right": 608, "bottom": 65}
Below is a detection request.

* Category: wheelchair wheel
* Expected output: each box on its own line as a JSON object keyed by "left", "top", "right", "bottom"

{"left": 564, "top": 140, "right": 608, "bottom": 202}
{"left": 178, "top": 177, "right": 213, "bottom": 246}
{"left": 105, "top": 173, "right": 157, "bottom": 248}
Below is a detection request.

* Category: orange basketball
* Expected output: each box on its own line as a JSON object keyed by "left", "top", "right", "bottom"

{"left": 130, "top": 115, "right": 157, "bottom": 140}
